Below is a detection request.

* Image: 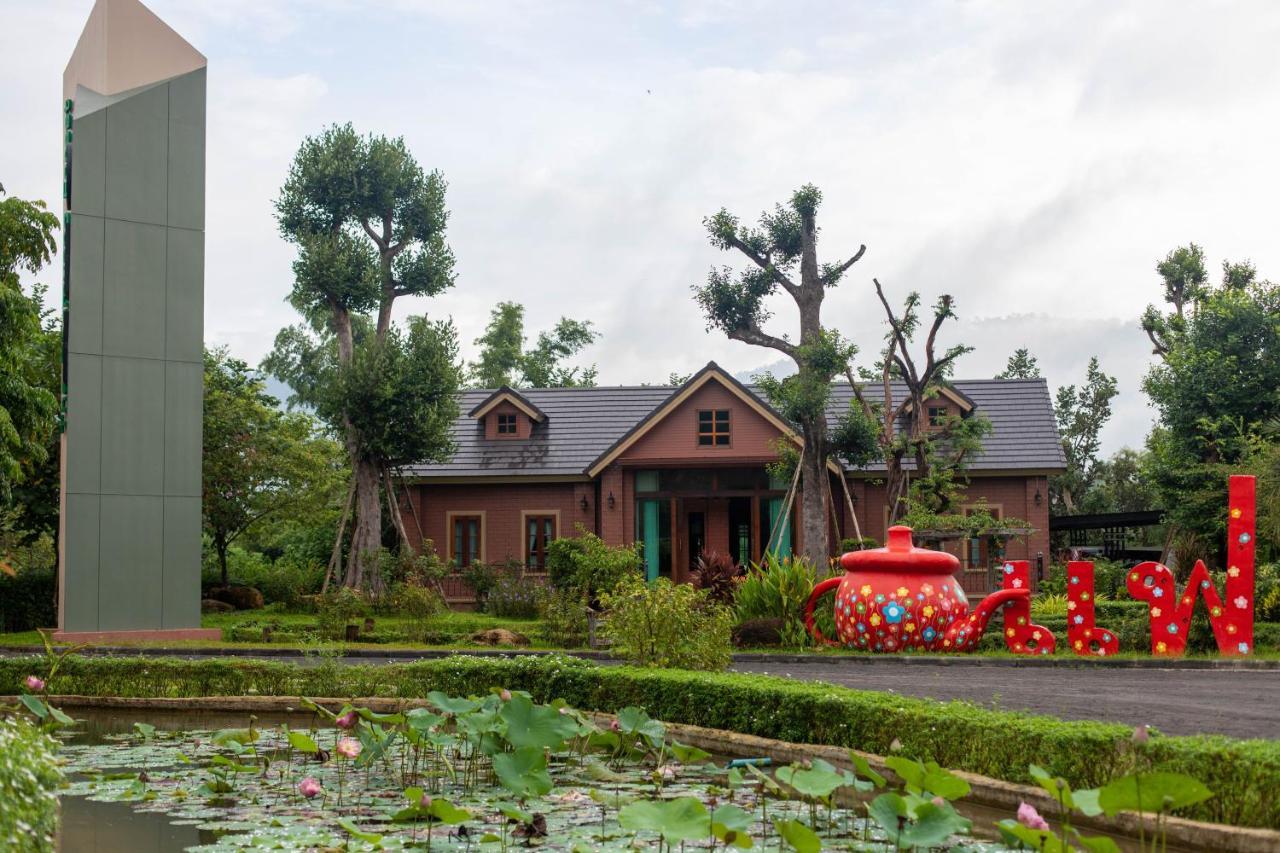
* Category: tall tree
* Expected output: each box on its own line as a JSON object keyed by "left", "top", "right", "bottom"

{"left": 1141, "top": 245, "right": 1280, "bottom": 549}
{"left": 693, "top": 185, "right": 866, "bottom": 562}
{"left": 0, "top": 185, "right": 59, "bottom": 504}
{"left": 203, "top": 347, "right": 345, "bottom": 584}
{"left": 843, "top": 282, "right": 981, "bottom": 521}
{"left": 271, "top": 124, "right": 460, "bottom": 591}
{"left": 469, "top": 301, "right": 598, "bottom": 388}
{"left": 995, "top": 348, "right": 1041, "bottom": 379}
{"left": 1052, "top": 357, "right": 1119, "bottom": 514}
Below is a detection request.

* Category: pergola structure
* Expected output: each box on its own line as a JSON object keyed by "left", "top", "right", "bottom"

{"left": 1049, "top": 510, "right": 1166, "bottom": 560}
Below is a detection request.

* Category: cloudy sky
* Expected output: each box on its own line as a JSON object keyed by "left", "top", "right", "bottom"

{"left": 5, "top": 0, "right": 1280, "bottom": 455}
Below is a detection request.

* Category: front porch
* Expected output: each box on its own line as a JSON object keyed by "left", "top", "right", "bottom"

{"left": 626, "top": 466, "right": 797, "bottom": 583}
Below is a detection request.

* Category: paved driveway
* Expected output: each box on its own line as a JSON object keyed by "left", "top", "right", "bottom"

{"left": 730, "top": 659, "right": 1280, "bottom": 739}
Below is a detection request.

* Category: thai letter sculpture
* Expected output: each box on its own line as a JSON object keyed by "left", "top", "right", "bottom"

{"left": 804, "top": 525, "right": 1030, "bottom": 652}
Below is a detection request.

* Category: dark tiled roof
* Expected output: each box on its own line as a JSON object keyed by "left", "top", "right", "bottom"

{"left": 399, "top": 375, "right": 1065, "bottom": 479}
{"left": 825, "top": 378, "right": 1067, "bottom": 473}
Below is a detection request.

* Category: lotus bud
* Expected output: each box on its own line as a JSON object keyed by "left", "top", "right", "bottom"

{"left": 500, "top": 689, "right": 512, "bottom": 702}
{"left": 1016, "top": 801, "right": 1050, "bottom": 831}
{"left": 420, "top": 793, "right": 433, "bottom": 809}
{"left": 23, "top": 675, "right": 45, "bottom": 692}
{"left": 1132, "top": 724, "right": 1149, "bottom": 744}
{"left": 335, "top": 710, "right": 358, "bottom": 730}
{"left": 298, "top": 777, "right": 322, "bottom": 798}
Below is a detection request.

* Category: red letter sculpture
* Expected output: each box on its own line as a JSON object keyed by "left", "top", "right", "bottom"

{"left": 1000, "top": 560, "right": 1056, "bottom": 655}
{"left": 1127, "top": 475, "right": 1256, "bottom": 656}
{"left": 1066, "top": 561, "right": 1119, "bottom": 656}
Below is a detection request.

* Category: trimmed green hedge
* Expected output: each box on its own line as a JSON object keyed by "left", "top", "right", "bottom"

{"left": 0, "top": 569, "right": 55, "bottom": 633}
{"left": 0, "top": 717, "right": 61, "bottom": 851}
{"left": 1, "top": 654, "right": 1276, "bottom": 830}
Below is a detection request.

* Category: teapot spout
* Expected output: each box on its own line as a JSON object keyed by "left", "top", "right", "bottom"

{"left": 943, "top": 588, "right": 1030, "bottom": 652}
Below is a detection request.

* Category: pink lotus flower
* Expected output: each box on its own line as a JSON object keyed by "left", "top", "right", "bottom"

{"left": 1017, "top": 802, "right": 1050, "bottom": 831}
{"left": 335, "top": 710, "right": 358, "bottom": 730}
{"left": 298, "top": 777, "right": 322, "bottom": 798}
{"left": 608, "top": 719, "right": 621, "bottom": 732}
{"left": 335, "top": 738, "right": 362, "bottom": 759}
{"left": 1132, "top": 724, "right": 1150, "bottom": 744}
{"left": 499, "top": 689, "right": 512, "bottom": 702}
{"left": 419, "top": 793, "right": 433, "bottom": 809}
{"left": 23, "top": 675, "right": 45, "bottom": 692}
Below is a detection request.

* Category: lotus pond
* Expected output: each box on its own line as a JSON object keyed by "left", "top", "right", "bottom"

{"left": 40, "top": 692, "right": 1207, "bottom": 852}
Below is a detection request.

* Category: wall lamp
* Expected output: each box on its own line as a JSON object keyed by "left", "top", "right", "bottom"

{"left": 607, "top": 491, "right": 616, "bottom": 509}
{"left": 1034, "top": 488, "right": 1043, "bottom": 507}
{"left": 579, "top": 496, "right": 589, "bottom": 512}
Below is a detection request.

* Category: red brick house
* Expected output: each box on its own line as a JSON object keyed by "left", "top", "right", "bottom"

{"left": 396, "top": 363, "right": 1065, "bottom": 604}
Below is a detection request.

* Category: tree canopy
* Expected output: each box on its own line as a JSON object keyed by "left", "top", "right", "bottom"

{"left": 0, "top": 185, "right": 60, "bottom": 505}
{"left": 469, "top": 301, "right": 598, "bottom": 388}
{"left": 995, "top": 348, "right": 1041, "bottom": 379}
{"left": 203, "top": 348, "right": 346, "bottom": 584}
{"left": 1052, "top": 357, "right": 1118, "bottom": 514}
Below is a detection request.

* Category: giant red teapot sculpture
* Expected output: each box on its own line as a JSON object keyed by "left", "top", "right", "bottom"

{"left": 804, "top": 525, "right": 1030, "bottom": 652}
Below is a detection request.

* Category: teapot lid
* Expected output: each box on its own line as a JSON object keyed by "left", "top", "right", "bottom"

{"left": 841, "top": 525, "right": 959, "bottom": 573}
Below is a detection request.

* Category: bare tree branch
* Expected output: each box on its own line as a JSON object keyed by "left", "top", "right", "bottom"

{"left": 729, "top": 324, "right": 798, "bottom": 358}
{"left": 823, "top": 244, "right": 868, "bottom": 283}
{"left": 723, "top": 232, "right": 800, "bottom": 297}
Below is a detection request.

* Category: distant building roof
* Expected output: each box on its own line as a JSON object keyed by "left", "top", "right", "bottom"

{"left": 398, "top": 369, "right": 1065, "bottom": 480}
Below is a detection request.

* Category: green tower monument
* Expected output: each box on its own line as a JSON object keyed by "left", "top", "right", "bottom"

{"left": 56, "top": 0, "right": 217, "bottom": 640}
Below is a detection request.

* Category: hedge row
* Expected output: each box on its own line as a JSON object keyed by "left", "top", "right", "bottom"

{"left": 0, "top": 569, "right": 55, "bottom": 633}
{"left": 1, "top": 654, "right": 1276, "bottom": 830}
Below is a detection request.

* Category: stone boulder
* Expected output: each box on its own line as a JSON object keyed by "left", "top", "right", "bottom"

{"left": 470, "top": 628, "right": 531, "bottom": 647}
{"left": 206, "top": 585, "right": 265, "bottom": 611}
{"left": 201, "top": 598, "right": 235, "bottom": 613}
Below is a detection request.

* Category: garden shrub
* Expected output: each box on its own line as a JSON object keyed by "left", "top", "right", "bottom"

{"left": 735, "top": 553, "right": 836, "bottom": 646}
{"left": 0, "top": 716, "right": 61, "bottom": 851}
{"left": 484, "top": 573, "right": 543, "bottom": 618}
{"left": 545, "top": 530, "right": 642, "bottom": 603}
{"left": 537, "top": 587, "right": 589, "bottom": 647}
{"left": 200, "top": 544, "right": 325, "bottom": 608}
{"left": 5, "top": 653, "right": 1278, "bottom": 830}
{"left": 838, "top": 536, "right": 878, "bottom": 552}
{"left": 600, "top": 575, "right": 734, "bottom": 670}
{"left": 690, "top": 550, "right": 740, "bottom": 605}
{"left": 0, "top": 567, "right": 55, "bottom": 633}
{"left": 315, "top": 587, "right": 369, "bottom": 639}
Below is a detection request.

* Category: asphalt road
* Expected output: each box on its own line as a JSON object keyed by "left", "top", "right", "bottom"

{"left": 729, "top": 659, "right": 1280, "bottom": 740}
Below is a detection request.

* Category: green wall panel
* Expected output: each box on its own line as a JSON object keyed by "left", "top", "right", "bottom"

{"left": 163, "top": 361, "right": 202, "bottom": 497}
{"left": 62, "top": 494, "right": 101, "bottom": 631}
{"left": 98, "top": 495, "right": 163, "bottom": 630}
{"left": 70, "top": 107, "right": 106, "bottom": 218}
{"left": 102, "top": 219, "right": 166, "bottom": 359}
{"left": 104, "top": 81, "right": 168, "bottom": 225}
{"left": 165, "top": 229, "right": 203, "bottom": 363}
{"left": 162, "top": 496, "right": 201, "bottom": 628}
{"left": 67, "top": 213, "right": 104, "bottom": 355}
{"left": 99, "top": 356, "right": 165, "bottom": 496}
{"left": 64, "top": 354, "right": 102, "bottom": 495}
{"left": 167, "top": 69, "right": 205, "bottom": 231}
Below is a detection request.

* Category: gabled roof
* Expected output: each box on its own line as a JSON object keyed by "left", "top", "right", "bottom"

{"left": 397, "top": 376, "right": 1066, "bottom": 480}
{"left": 902, "top": 385, "right": 976, "bottom": 414}
{"left": 468, "top": 386, "right": 547, "bottom": 423}
{"left": 585, "top": 362, "right": 798, "bottom": 477}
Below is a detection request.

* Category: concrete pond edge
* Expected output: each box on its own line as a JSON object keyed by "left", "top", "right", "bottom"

{"left": 23, "top": 693, "right": 1280, "bottom": 853}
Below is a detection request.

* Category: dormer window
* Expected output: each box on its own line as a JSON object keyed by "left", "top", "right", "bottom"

{"left": 928, "top": 406, "right": 948, "bottom": 428}
{"left": 497, "top": 413, "right": 518, "bottom": 435}
{"left": 698, "top": 409, "right": 731, "bottom": 446}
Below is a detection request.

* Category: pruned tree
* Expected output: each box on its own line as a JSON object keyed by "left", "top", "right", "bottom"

{"left": 270, "top": 124, "right": 460, "bottom": 591}
{"left": 469, "top": 301, "right": 598, "bottom": 388}
{"left": 693, "top": 185, "right": 866, "bottom": 562}
{"left": 845, "top": 281, "right": 980, "bottom": 522}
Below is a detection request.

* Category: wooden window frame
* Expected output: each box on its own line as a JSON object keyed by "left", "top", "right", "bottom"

{"left": 496, "top": 413, "right": 518, "bottom": 435}
{"left": 927, "top": 405, "right": 949, "bottom": 428}
{"left": 696, "top": 408, "right": 732, "bottom": 448}
{"left": 445, "top": 510, "right": 487, "bottom": 569}
{"left": 521, "top": 509, "right": 560, "bottom": 573}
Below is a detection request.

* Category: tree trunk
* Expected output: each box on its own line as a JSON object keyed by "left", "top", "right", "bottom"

{"left": 799, "top": 420, "right": 830, "bottom": 564}
{"left": 216, "top": 532, "right": 229, "bottom": 587}
{"left": 345, "top": 457, "right": 383, "bottom": 593}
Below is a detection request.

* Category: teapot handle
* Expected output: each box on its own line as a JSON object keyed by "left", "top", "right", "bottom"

{"left": 804, "top": 577, "right": 843, "bottom": 646}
